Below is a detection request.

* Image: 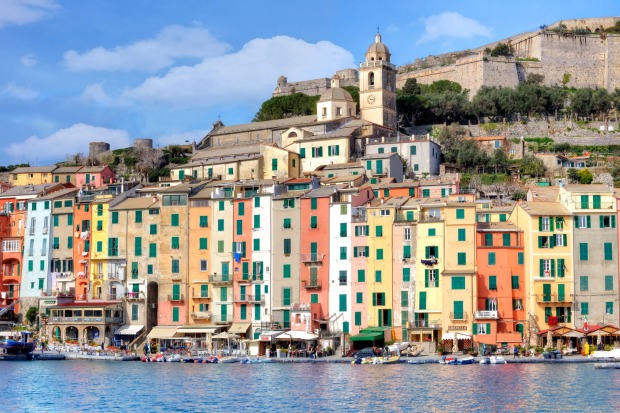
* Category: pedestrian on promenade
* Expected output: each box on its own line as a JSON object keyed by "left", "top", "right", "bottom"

{"left": 513, "top": 345, "right": 519, "bottom": 359}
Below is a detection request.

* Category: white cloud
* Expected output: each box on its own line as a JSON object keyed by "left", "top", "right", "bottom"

{"left": 21, "top": 53, "right": 38, "bottom": 67}
{"left": 64, "top": 25, "right": 231, "bottom": 72}
{"left": 1, "top": 83, "right": 39, "bottom": 100}
{"left": 418, "top": 12, "right": 492, "bottom": 43}
{"left": 80, "top": 83, "right": 112, "bottom": 105}
{"left": 119, "top": 35, "right": 355, "bottom": 108}
{"left": 0, "top": 0, "right": 59, "bottom": 29}
{"left": 5, "top": 123, "right": 131, "bottom": 162}
{"left": 155, "top": 130, "right": 208, "bottom": 147}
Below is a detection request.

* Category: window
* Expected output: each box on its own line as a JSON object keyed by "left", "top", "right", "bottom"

{"left": 579, "top": 276, "right": 589, "bottom": 291}
{"left": 579, "top": 243, "right": 589, "bottom": 260}
{"left": 456, "top": 209, "right": 464, "bottom": 219}
{"left": 457, "top": 252, "right": 466, "bottom": 265}
{"left": 355, "top": 225, "right": 369, "bottom": 237}
{"left": 403, "top": 245, "right": 411, "bottom": 259}
{"left": 283, "top": 264, "right": 291, "bottom": 279}
{"left": 253, "top": 214, "right": 260, "bottom": 229}
{"left": 375, "top": 270, "right": 382, "bottom": 282}
{"left": 217, "top": 219, "right": 224, "bottom": 231}
{"left": 380, "top": 209, "right": 390, "bottom": 216}
{"left": 554, "top": 234, "right": 565, "bottom": 247}
{"left": 172, "top": 307, "right": 179, "bottom": 322}
{"left": 339, "top": 247, "right": 347, "bottom": 260}
{"left": 425, "top": 245, "right": 439, "bottom": 259}
{"left": 200, "top": 260, "right": 208, "bottom": 272}
{"left": 310, "top": 294, "right": 318, "bottom": 304}
{"left": 217, "top": 241, "right": 224, "bottom": 253}
{"left": 149, "top": 243, "right": 157, "bottom": 258}
{"left": 487, "top": 252, "right": 496, "bottom": 266}
{"left": 451, "top": 277, "right": 465, "bottom": 290}
{"left": 428, "top": 228, "right": 436, "bottom": 236}
{"left": 340, "top": 223, "right": 347, "bottom": 237}
{"left": 606, "top": 302, "right": 614, "bottom": 315}
{"left": 310, "top": 216, "right": 318, "bottom": 229}
{"left": 604, "top": 243, "right": 613, "bottom": 260}
{"left": 499, "top": 214, "right": 507, "bottom": 222}
{"left": 339, "top": 271, "right": 347, "bottom": 285}
{"left": 513, "top": 299, "right": 523, "bottom": 310}
{"left": 581, "top": 302, "right": 589, "bottom": 316}
{"left": 236, "top": 220, "right": 243, "bottom": 235}
{"left": 540, "top": 259, "right": 552, "bottom": 277}
{"left": 271, "top": 158, "right": 278, "bottom": 171}
{"left": 310, "top": 198, "right": 317, "bottom": 210}
{"left": 376, "top": 249, "right": 383, "bottom": 260}
{"left": 375, "top": 226, "right": 383, "bottom": 237}
{"left": 357, "top": 270, "right": 365, "bottom": 282}
{"left": 605, "top": 275, "right": 614, "bottom": 291}
{"left": 134, "top": 211, "right": 142, "bottom": 224}
{"left": 283, "top": 198, "right": 294, "bottom": 208}
{"left": 372, "top": 292, "right": 385, "bottom": 306}
{"left": 283, "top": 239, "right": 291, "bottom": 254}
{"left": 199, "top": 238, "right": 208, "bottom": 250}
{"left": 458, "top": 229, "right": 466, "bottom": 242}
{"left": 134, "top": 237, "right": 142, "bottom": 256}
{"left": 489, "top": 275, "right": 497, "bottom": 290}
{"left": 540, "top": 217, "right": 550, "bottom": 231}
{"left": 600, "top": 215, "right": 616, "bottom": 228}
{"left": 171, "top": 214, "right": 179, "bottom": 227}
{"left": 404, "top": 227, "right": 411, "bottom": 241}
{"left": 453, "top": 301, "right": 464, "bottom": 320}
{"left": 238, "top": 203, "right": 245, "bottom": 216}
{"left": 518, "top": 252, "right": 524, "bottom": 265}
{"left": 253, "top": 239, "right": 260, "bottom": 251}
{"left": 356, "top": 292, "right": 363, "bottom": 304}
{"left": 403, "top": 268, "right": 410, "bottom": 282}
{"left": 283, "top": 218, "right": 291, "bottom": 229}
{"left": 502, "top": 233, "right": 511, "bottom": 246}
{"left": 576, "top": 215, "right": 591, "bottom": 229}
{"left": 171, "top": 259, "right": 179, "bottom": 273}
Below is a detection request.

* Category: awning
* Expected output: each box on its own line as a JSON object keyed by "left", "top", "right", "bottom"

{"left": 350, "top": 332, "right": 383, "bottom": 342}
{"left": 147, "top": 326, "right": 179, "bottom": 339}
{"left": 442, "top": 332, "right": 471, "bottom": 340}
{"left": 277, "top": 330, "right": 319, "bottom": 341}
{"left": 114, "top": 324, "right": 144, "bottom": 336}
{"left": 228, "top": 322, "right": 251, "bottom": 335}
{"left": 259, "top": 331, "right": 283, "bottom": 342}
{"left": 176, "top": 327, "right": 218, "bottom": 335}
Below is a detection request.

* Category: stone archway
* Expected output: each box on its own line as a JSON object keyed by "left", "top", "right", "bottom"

{"left": 84, "top": 326, "right": 100, "bottom": 343}
{"left": 66, "top": 326, "right": 78, "bottom": 342}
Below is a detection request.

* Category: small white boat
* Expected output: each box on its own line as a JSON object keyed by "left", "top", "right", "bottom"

{"left": 219, "top": 356, "right": 240, "bottom": 363}
{"left": 388, "top": 342, "right": 409, "bottom": 355}
{"left": 592, "top": 349, "right": 620, "bottom": 359}
{"left": 479, "top": 356, "right": 507, "bottom": 364}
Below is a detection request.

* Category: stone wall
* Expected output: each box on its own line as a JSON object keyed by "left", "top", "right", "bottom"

{"left": 396, "top": 17, "right": 620, "bottom": 94}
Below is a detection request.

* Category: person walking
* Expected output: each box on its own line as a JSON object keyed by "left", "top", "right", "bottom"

{"left": 513, "top": 345, "right": 519, "bottom": 359}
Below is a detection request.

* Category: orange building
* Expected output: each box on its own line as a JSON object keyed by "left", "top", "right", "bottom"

{"left": 299, "top": 188, "right": 332, "bottom": 328}
{"left": 73, "top": 199, "right": 92, "bottom": 299}
{"left": 475, "top": 222, "right": 526, "bottom": 347}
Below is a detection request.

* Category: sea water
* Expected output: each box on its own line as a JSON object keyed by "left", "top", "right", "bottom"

{"left": 1, "top": 361, "right": 619, "bottom": 412}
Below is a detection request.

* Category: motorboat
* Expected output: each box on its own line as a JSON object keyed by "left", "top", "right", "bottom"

{"left": 440, "top": 356, "right": 476, "bottom": 365}
{"left": 165, "top": 354, "right": 182, "bottom": 362}
{"left": 592, "top": 349, "right": 620, "bottom": 359}
{"left": 219, "top": 356, "right": 240, "bottom": 363}
{"left": 353, "top": 356, "right": 400, "bottom": 365}
{"left": 479, "top": 356, "right": 507, "bottom": 364}
{"left": 241, "top": 357, "right": 275, "bottom": 364}
{"left": 388, "top": 342, "right": 409, "bottom": 355}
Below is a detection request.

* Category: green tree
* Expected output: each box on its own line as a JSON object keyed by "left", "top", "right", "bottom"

{"left": 525, "top": 73, "right": 545, "bottom": 85}
{"left": 401, "top": 78, "right": 422, "bottom": 96}
{"left": 254, "top": 93, "right": 319, "bottom": 122}
{"left": 25, "top": 306, "right": 38, "bottom": 325}
{"left": 520, "top": 155, "right": 546, "bottom": 177}
{"left": 577, "top": 168, "right": 593, "bottom": 184}
{"left": 489, "top": 43, "right": 514, "bottom": 57}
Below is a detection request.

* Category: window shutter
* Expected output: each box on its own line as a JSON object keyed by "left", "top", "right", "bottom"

{"left": 372, "top": 293, "right": 377, "bottom": 306}
{"left": 550, "top": 235, "right": 555, "bottom": 248}
{"left": 587, "top": 215, "right": 591, "bottom": 228}
{"left": 435, "top": 271, "right": 439, "bottom": 288}
{"left": 600, "top": 215, "right": 604, "bottom": 228}
{"left": 538, "top": 236, "right": 543, "bottom": 248}
{"left": 424, "top": 270, "right": 429, "bottom": 288}
{"left": 486, "top": 323, "right": 491, "bottom": 334}
{"left": 550, "top": 217, "right": 555, "bottom": 231}
{"left": 539, "top": 259, "right": 544, "bottom": 277}
{"left": 563, "top": 234, "right": 567, "bottom": 246}
{"left": 613, "top": 215, "right": 617, "bottom": 228}
{"left": 472, "top": 323, "right": 478, "bottom": 335}
{"left": 558, "top": 259, "right": 565, "bottom": 277}
{"left": 538, "top": 217, "right": 543, "bottom": 231}
{"left": 550, "top": 259, "right": 556, "bottom": 277}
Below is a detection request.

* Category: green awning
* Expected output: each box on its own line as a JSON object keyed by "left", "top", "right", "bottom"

{"left": 350, "top": 332, "right": 383, "bottom": 342}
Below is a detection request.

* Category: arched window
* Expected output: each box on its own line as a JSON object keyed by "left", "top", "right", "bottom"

{"left": 66, "top": 326, "right": 78, "bottom": 341}
{"left": 369, "top": 72, "right": 375, "bottom": 87}
{"left": 288, "top": 132, "right": 297, "bottom": 138}
{"left": 53, "top": 326, "right": 61, "bottom": 340}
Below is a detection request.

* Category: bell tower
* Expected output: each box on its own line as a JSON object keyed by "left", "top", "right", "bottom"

{"left": 359, "top": 32, "right": 397, "bottom": 130}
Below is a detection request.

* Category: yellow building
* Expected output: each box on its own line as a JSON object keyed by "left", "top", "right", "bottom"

{"left": 441, "top": 197, "right": 477, "bottom": 340}
{"left": 366, "top": 197, "right": 407, "bottom": 329}
{"left": 9, "top": 166, "right": 58, "bottom": 186}
{"left": 89, "top": 196, "right": 116, "bottom": 300}
{"left": 188, "top": 187, "right": 213, "bottom": 326}
{"left": 170, "top": 144, "right": 300, "bottom": 181}
{"left": 510, "top": 201, "right": 574, "bottom": 341}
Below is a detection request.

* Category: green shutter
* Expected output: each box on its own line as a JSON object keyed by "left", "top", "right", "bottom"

{"left": 424, "top": 269, "right": 429, "bottom": 288}
{"left": 605, "top": 243, "right": 613, "bottom": 260}
{"left": 557, "top": 259, "right": 565, "bottom": 277}
{"left": 419, "top": 292, "right": 426, "bottom": 310}
{"left": 489, "top": 276, "right": 497, "bottom": 290}
{"left": 171, "top": 214, "right": 179, "bottom": 226}
{"left": 502, "top": 233, "right": 510, "bottom": 246}
{"left": 134, "top": 237, "right": 142, "bottom": 256}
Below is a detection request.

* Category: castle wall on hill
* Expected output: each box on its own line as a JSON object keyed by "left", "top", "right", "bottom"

{"left": 397, "top": 31, "right": 620, "bottom": 95}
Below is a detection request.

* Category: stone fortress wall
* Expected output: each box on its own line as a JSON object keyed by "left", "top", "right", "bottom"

{"left": 273, "top": 68, "right": 359, "bottom": 97}
{"left": 396, "top": 17, "right": 620, "bottom": 95}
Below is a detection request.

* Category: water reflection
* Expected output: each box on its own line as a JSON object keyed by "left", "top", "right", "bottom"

{"left": 0, "top": 361, "right": 619, "bottom": 412}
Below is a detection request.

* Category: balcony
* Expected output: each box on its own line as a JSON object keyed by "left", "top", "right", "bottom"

{"left": 449, "top": 312, "right": 469, "bottom": 321}
{"left": 170, "top": 273, "right": 183, "bottom": 281}
{"left": 235, "top": 274, "right": 252, "bottom": 284}
{"left": 359, "top": 60, "right": 396, "bottom": 70}
{"left": 301, "top": 253, "right": 325, "bottom": 265}
{"left": 123, "top": 292, "right": 145, "bottom": 300}
{"left": 419, "top": 214, "right": 445, "bottom": 223}
{"left": 301, "top": 277, "right": 321, "bottom": 289}
{"left": 209, "top": 274, "right": 232, "bottom": 284}
{"left": 211, "top": 314, "right": 232, "bottom": 324}
{"left": 536, "top": 294, "right": 572, "bottom": 304}
{"left": 409, "top": 319, "right": 442, "bottom": 329}
{"left": 191, "top": 311, "right": 211, "bottom": 319}
{"left": 168, "top": 294, "right": 185, "bottom": 302}
{"left": 475, "top": 310, "right": 498, "bottom": 319}
{"left": 50, "top": 316, "right": 122, "bottom": 324}
{"left": 191, "top": 292, "right": 210, "bottom": 299}
{"left": 108, "top": 273, "right": 123, "bottom": 280}
{"left": 351, "top": 214, "right": 367, "bottom": 223}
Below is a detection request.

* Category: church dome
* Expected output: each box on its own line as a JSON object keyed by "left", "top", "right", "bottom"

{"left": 366, "top": 33, "right": 391, "bottom": 62}
{"left": 318, "top": 86, "right": 354, "bottom": 103}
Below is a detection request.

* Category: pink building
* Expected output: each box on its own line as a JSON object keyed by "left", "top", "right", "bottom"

{"left": 76, "top": 166, "right": 115, "bottom": 188}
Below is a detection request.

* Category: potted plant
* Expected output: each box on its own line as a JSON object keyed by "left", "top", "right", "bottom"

{"left": 325, "top": 346, "right": 333, "bottom": 356}
{"left": 436, "top": 344, "right": 444, "bottom": 355}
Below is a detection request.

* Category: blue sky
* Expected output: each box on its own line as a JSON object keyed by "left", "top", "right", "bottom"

{"left": 0, "top": 0, "right": 616, "bottom": 166}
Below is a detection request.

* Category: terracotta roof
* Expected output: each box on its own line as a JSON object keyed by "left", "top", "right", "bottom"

{"left": 207, "top": 115, "right": 317, "bottom": 136}
{"left": 528, "top": 186, "right": 559, "bottom": 202}
{"left": 109, "top": 197, "right": 160, "bottom": 210}
{"left": 564, "top": 184, "right": 613, "bottom": 194}
{"left": 11, "top": 166, "right": 57, "bottom": 174}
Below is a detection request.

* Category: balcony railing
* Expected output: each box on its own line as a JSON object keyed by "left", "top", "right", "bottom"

{"left": 418, "top": 214, "right": 445, "bottom": 222}
{"left": 191, "top": 292, "right": 209, "bottom": 299}
{"left": 50, "top": 316, "right": 123, "bottom": 324}
{"left": 209, "top": 274, "right": 232, "bottom": 284}
{"left": 360, "top": 60, "right": 396, "bottom": 70}
{"left": 211, "top": 314, "right": 232, "bottom": 324}
{"left": 123, "top": 291, "right": 144, "bottom": 300}
{"left": 168, "top": 294, "right": 185, "bottom": 302}
{"left": 191, "top": 311, "right": 211, "bottom": 319}
{"left": 409, "top": 319, "right": 442, "bottom": 328}
{"left": 475, "top": 310, "right": 498, "bottom": 319}
{"left": 108, "top": 273, "right": 122, "bottom": 280}
{"left": 351, "top": 214, "right": 367, "bottom": 223}
{"left": 301, "top": 277, "right": 321, "bottom": 289}
{"left": 235, "top": 274, "right": 252, "bottom": 283}
{"left": 449, "top": 312, "right": 468, "bottom": 321}
{"left": 301, "top": 253, "right": 325, "bottom": 264}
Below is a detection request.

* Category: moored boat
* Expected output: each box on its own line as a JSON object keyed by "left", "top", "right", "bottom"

{"left": 0, "top": 332, "right": 35, "bottom": 360}
{"left": 479, "top": 356, "right": 507, "bottom": 364}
